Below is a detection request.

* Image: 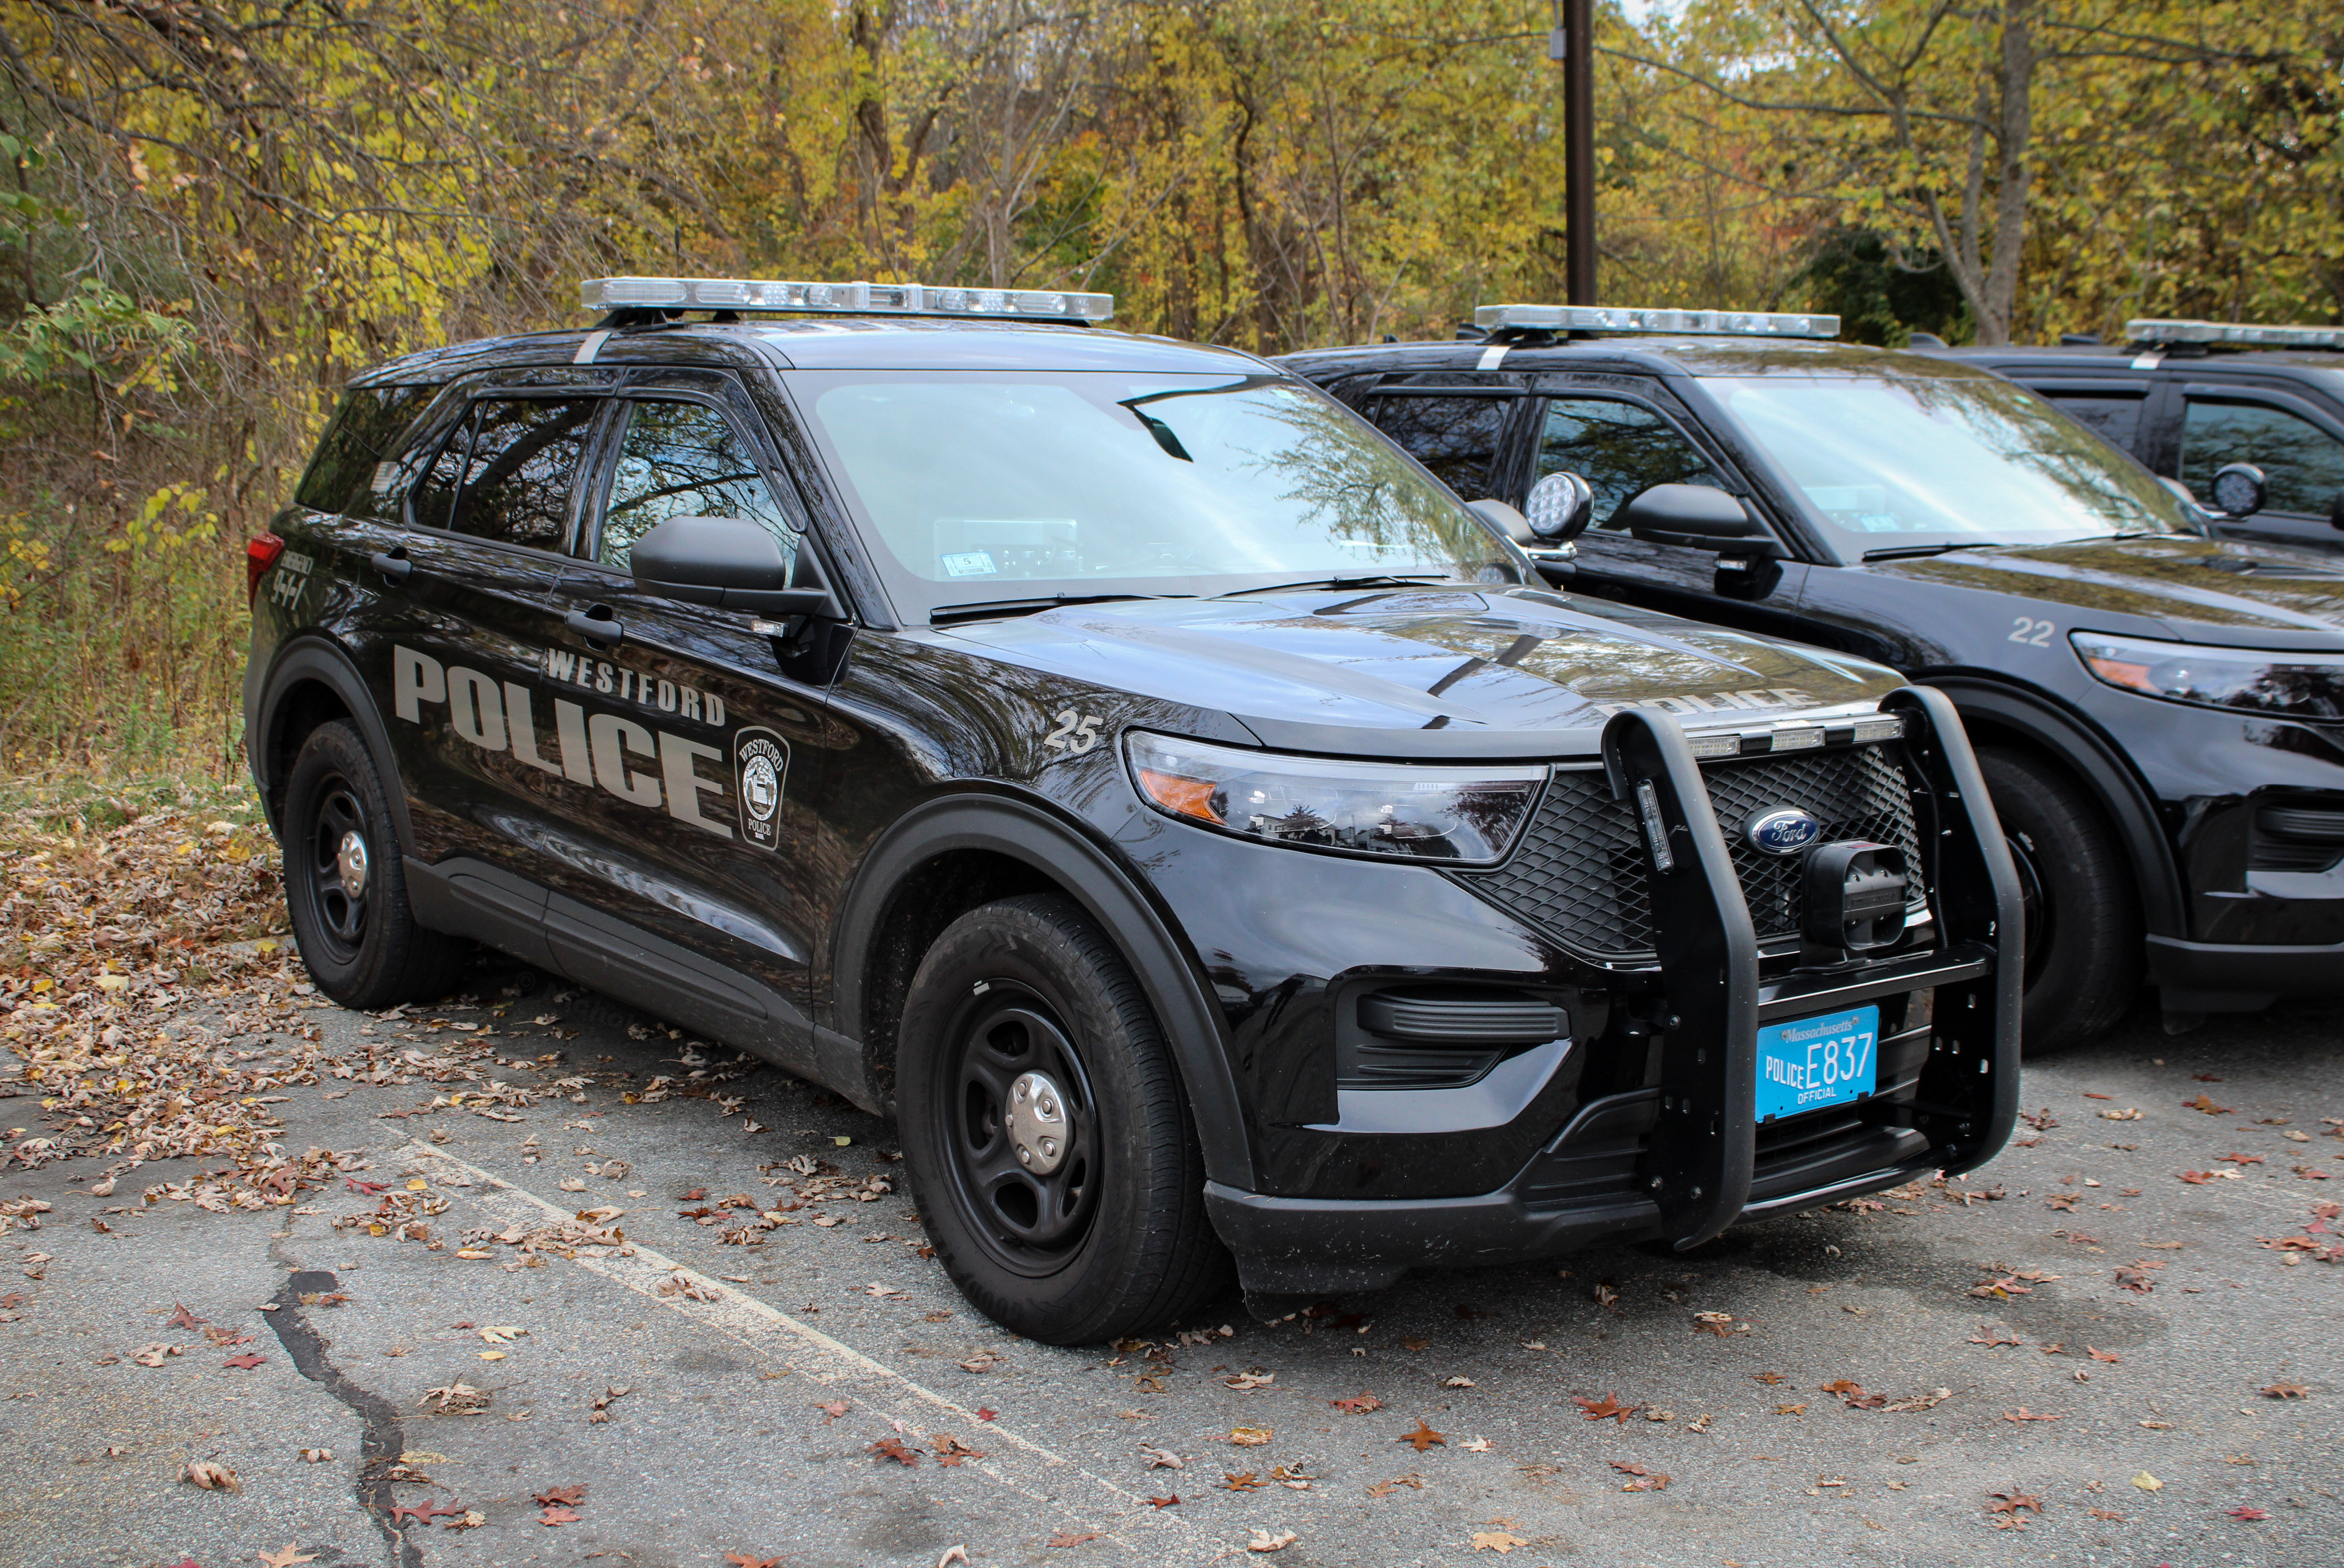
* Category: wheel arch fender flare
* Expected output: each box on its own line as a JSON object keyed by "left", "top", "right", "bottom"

{"left": 1919, "top": 673, "right": 2184, "bottom": 939}
{"left": 832, "top": 789, "right": 1256, "bottom": 1192}
{"left": 253, "top": 635, "right": 415, "bottom": 852}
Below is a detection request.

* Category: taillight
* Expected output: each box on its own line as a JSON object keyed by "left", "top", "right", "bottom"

{"left": 246, "top": 533, "right": 286, "bottom": 606}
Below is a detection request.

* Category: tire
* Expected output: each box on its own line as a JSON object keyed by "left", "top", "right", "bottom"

{"left": 280, "top": 720, "right": 468, "bottom": 1010}
{"left": 896, "top": 894, "right": 1231, "bottom": 1344}
{"left": 1976, "top": 746, "right": 2143, "bottom": 1054}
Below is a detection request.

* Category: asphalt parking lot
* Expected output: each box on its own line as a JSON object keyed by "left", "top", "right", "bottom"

{"left": 3, "top": 959, "right": 2338, "bottom": 1568}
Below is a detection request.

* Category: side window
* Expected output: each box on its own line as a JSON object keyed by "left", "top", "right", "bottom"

{"left": 1537, "top": 398, "right": 1721, "bottom": 529}
{"left": 448, "top": 398, "right": 599, "bottom": 549}
{"left": 2182, "top": 399, "right": 2344, "bottom": 517}
{"left": 1363, "top": 395, "right": 1512, "bottom": 501}
{"left": 596, "top": 399, "right": 797, "bottom": 571}
{"left": 295, "top": 385, "right": 430, "bottom": 514}
{"left": 2037, "top": 391, "right": 2148, "bottom": 454}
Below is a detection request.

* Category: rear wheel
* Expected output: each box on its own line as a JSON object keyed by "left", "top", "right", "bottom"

{"left": 282, "top": 720, "right": 467, "bottom": 1009}
{"left": 897, "top": 894, "right": 1229, "bottom": 1344}
{"left": 1976, "top": 746, "right": 2142, "bottom": 1053}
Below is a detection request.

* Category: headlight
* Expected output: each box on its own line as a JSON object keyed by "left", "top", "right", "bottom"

{"left": 1126, "top": 731, "right": 1545, "bottom": 865}
{"left": 2070, "top": 630, "right": 2344, "bottom": 720}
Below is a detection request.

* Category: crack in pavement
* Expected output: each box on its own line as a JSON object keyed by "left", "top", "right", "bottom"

{"left": 393, "top": 1141, "right": 1216, "bottom": 1558}
{"left": 264, "top": 1262, "right": 426, "bottom": 1568}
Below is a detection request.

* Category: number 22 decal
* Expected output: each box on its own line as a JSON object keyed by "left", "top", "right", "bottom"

{"left": 1043, "top": 709, "right": 1104, "bottom": 753}
{"left": 2009, "top": 616, "right": 2055, "bottom": 647}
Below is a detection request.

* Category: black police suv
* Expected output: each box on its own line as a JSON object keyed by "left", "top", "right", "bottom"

{"left": 244, "top": 279, "right": 2017, "bottom": 1342}
{"left": 1931, "top": 318, "right": 2344, "bottom": 553}
{"left": 1285, "top": 304, "right": 2344, "bottom": 1051}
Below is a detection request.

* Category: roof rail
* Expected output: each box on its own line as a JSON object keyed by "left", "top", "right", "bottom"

{"left": 1474, "top": 304, "right": 1838, "bottom": 339}
{"left": 579, "top": 277, "right": 1112, "bottom": 326}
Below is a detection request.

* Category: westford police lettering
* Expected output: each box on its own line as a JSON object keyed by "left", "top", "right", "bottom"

{"left": 539, "top": 646, "right": 725, "bottom": 726}
{"left": 393, "top": 645, "right": 734, "bottom": 840}
{"left": 734, "top": 729, "right": 790, "bottom": 851}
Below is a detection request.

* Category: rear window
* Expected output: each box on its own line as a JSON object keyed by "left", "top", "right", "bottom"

{"left": 294, "top": 386, "right": 432, "bottom": 514}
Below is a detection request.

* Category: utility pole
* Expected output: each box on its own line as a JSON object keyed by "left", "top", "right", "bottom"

{"left": 1551, "top": 0, "right": 1596, "bottom": 305}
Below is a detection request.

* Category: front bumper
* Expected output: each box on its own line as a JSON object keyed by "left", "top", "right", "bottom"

{"left": 1199, "top": 688, "right": 2023, "bottom": 1293}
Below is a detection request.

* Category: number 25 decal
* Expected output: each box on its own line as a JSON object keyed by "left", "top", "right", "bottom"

{"left": 2009, "top": 616, "right": 2055, "bottom": 647}
{"left": 1043, "top": 709, "right": 1104, "bottom": 753}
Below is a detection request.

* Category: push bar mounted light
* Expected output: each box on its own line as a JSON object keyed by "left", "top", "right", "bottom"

{"left": 580, "top": 277, "right": 1114, "bottom": 324}
{"left": 1475, "top": 304, "right": 1839, "bottom": 339}
{"left": 2126, "top": 318, "right": 2344, "bottom": 350}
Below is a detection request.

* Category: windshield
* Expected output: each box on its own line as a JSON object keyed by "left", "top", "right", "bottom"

{"left": 792, "top": 371, "right": 1522, "bottom": 620}
{"left": 1702, "top": 372, "right": 2193, "bottom": 560}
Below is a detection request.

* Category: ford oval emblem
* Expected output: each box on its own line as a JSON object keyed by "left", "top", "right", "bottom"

{"left": 1745, "top": 806, "right": 1822, "bottom": 857}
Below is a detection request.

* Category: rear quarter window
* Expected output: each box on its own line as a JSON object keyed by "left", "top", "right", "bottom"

{"left": 295, "top": 386, "right": 433, "bottom": 514}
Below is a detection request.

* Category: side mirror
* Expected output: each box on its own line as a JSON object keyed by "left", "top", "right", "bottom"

{"left": 1615, "top": 483, "right": 1777, "bottom": 556}
{"left": 631, "top": 515, "right": 841, "bottom": 616}
{"left": 1525, "top": 470, "right": 1595, "bottom": 543}
{"left": 1466, "top": 497, "right": 1534, "bottom": 547}
{"left": 2209, "top": 462, "right": 2266, "bottom": 520}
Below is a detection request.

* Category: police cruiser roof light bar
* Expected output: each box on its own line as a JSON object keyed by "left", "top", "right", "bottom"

{"left": 2125, "top": 318, "right": 2344, "bottom": 350}
{"left": 580, "top": 276, "right": 1115, "bottom": 324}
{"left": 1475, "top": 303, "right": 1839, "bottom": 339}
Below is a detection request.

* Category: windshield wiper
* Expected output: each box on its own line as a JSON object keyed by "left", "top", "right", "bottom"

{"left": 1860, "top": 541, "right": 2010, "bottom": 563}
{"left": 1218, "top": 574, "right": 1452, "bottom": 597}
{"left": 929, "top": 592, "right": 1183, "bottom": 626}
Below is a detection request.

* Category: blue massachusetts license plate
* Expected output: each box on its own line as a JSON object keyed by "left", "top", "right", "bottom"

{"left": 1755, "top": 1005, "right": 1880, "bottom": 1122}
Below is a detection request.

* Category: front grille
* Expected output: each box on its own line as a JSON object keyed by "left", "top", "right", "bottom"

{"left": 1456, "top": 742, "right": 1925, "bottom": 960}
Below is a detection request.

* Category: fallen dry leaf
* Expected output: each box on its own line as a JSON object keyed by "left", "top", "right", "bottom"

{"left": 389, "top": 1499, "right": 464, "bottom": 1526}
{"left": 1047, "top": 1529, "right": 1103, "bottom": 1549}
{"left": 1221, "top": 1471, "right": 1264, "bottom": 1492}
{"left": 1228, "top": 1427, "right": 1272, "bottom": 1447}
{"left": 1146, "top": 1494, "right": 1178, "bottom": 1507}
{"left": 1245, "top": 1530, "right": 1297, "bottom": 1554}
{"left": 1396, "top": 1419, "right": 1446, "bottom": 1451}
{"left": 868, "top": 1438, "right": 920, "bottom": 1467}
{"left": 724, "top": 1556, "right": 782, "bottom": 1568}
{"left": 1471, "top": 1530, "right": 1531, "bottom": 1552}
{"left": 1572, "top": 1393, "right": 1637, "bottom": 1423}
{"left": 2260, "top": 1383, "right": 2309, "bottom": 1400}
{"left": 183, "top": 1459, "right": 239, "bottom": 1491}
{"left": 223, "top": 1352, "right": 266, "bottom": 1370}
{"left": 1331, "top": 1392, "right": 1384, "bottom": 1415}
{"left": 255, "top": 1545, "right": 316, "bottom": 1568}
{"left": 817, "top": 1399, "right": 850, "bottom": 1422}
{"left": 2132, "top": 1472, "right": 2163, "bottom": 1491}
{"left": 532, "top": 1485, "right": 585, "bottom": 1507}
{"left": 932, "top": 1434, "right": 984, "bottom": 1466}
{"left": 1986, "top": 1490, "right": 2043, "bottom": 1515}
{"left": 539, "top": 1507, "right": 581, "bottom": 1527}
{"left": 2185, "top": 1093, "right": 2232, "bottom": 1115}
{"left": 165, "top": 1303, "right": 206, "bottom": 1332}
{"left": 1367, "top": 1473, "right": 1425, "bottom": 1497}
{"left": 2086, "top": 1347, "right": 2121, "bottom": 1363}
{"left": 1613, "top": 1462, "right": 1670, "bottom": 1491}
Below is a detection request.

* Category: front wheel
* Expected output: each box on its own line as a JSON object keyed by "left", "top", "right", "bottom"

{"left": 896, "top": 894, "right": 1230, "bottom": 1344}
{"left": 1976, "top": 746, "right": 2142, "bottom": 1054}
{"left": 281, "top": 720, "right": 467, "bottom": 1009}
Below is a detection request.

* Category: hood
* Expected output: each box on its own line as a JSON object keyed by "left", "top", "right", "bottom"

{"left": 1873, "top": 534, "right": 2344, "bottom": 649}
{"left": 939, "top": 586, "right": 1903, "bottom": 759}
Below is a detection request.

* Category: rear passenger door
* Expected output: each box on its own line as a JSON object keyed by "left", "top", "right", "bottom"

{"left": 356, "top": 387, "right": 603, "bottom": 921}
{"left": 2176, "top": 387, "right": 2344, "bottom": 549}
{"left": 529, "top": 370, "right": 844, "bottom": 1075}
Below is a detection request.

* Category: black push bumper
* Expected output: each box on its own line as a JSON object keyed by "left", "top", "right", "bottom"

{"left": 1211, "top": 688, "right": 2023, "bottom": 1295}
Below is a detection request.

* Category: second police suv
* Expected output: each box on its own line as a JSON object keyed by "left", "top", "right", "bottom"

{"left": 1285, "top": 305, "right": 2344, "bottom": 1050}
{"left": 244, "top": 278, "right": 2018, "bottom": 1343}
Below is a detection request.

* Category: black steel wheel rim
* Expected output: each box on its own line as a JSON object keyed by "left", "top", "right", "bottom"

{"left": 306, "top": 774, "right": 372, "bottom": 963}
{"left": 2006, "top": 829, "right": 2050, "bottom": 984}
{"left": 932, "top": 982, "right": 1101, "bottom": 1279}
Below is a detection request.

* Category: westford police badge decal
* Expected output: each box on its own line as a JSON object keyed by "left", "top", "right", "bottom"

{"left": 735, "top": 728, "right": 790, "bottom": 850}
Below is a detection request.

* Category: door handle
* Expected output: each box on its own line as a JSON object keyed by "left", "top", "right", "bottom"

{"left": 370, "top": 548, "right": 412, "bottom": 585}
{"left": 565, "top": 607, "right": 623, "bottom": 648}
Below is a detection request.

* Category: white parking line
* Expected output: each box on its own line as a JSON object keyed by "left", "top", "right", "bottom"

{"left": 397, "top": 1142, "right": 1219, "bottom": 1559}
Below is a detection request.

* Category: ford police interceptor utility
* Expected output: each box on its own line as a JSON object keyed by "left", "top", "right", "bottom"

{"left": 1286, "top": 306, "right": 2344, "bottom": 1053}
{"left": 243, "top": 278, "right": 2018, "bottom": 1342}
{"left": 1933, "top": 318, "right": 2344, "bottom": 554}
